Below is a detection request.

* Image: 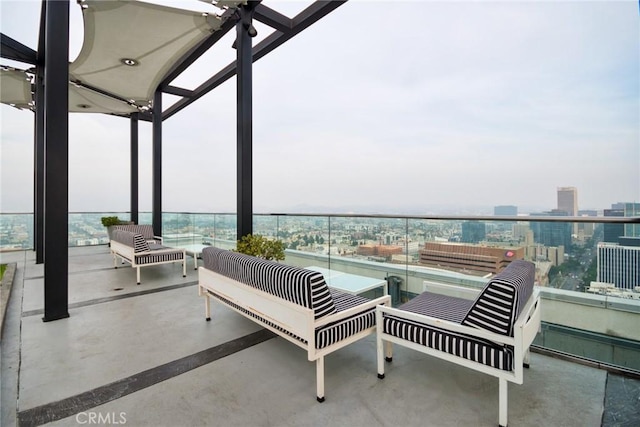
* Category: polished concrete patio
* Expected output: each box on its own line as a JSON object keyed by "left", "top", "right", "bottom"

{"left": 1, "top": 246, "right": 638, "bottom": 426}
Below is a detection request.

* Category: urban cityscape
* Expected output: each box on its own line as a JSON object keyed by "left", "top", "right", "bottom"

{"left": 1, "top": 187, "right": 638, "bottom": 299}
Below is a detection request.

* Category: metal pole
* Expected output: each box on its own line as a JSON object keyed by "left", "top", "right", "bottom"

{"left": 34, "top": 68, "right": 45, "bottom": 263}
{"left": 130, "top": 113, "right": 139, "bottom": 224}
{"left": 236, "top": 3, "right": 257, "bottom": 240}
{"left": 152, "top": 90, "right": 162, "bottom": 237}
{"left": 42, "top": 0, "right": 70, "bottom": 321}
{"left": 34, "top": 0, "right": 46, "bottom": 264}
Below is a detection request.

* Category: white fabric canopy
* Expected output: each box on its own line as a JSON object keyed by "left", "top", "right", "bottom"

{"left": 1, "top": 1, "right": 242, "bottom": 115}
{"left": 0, "top": 68, "right": 33, "bottom": 110}
{"left": 69, "top": 0, "right": 231, "bottom": 109}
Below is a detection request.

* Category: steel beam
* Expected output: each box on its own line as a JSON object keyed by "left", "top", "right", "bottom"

{"left": 152, "top": 90, "right": 162, "bottom": 237}
{"left": 42, "top": 0, "right": 70, "bottom": 322}
{"left": 163, "top": 1, "right": 347, "bottom": 121}
{"left": 236, "top": 3, "right": 257, "bottom": 239}
{"left": 130, "top": 113, "right": 139, "bottom": 224}
{"left": 0, "top": 32, "right": 37, "bottom": 64}
{"left": 34, "top": 0, "right": 47, "bottom": 264}
{"left": 34, "top": 69, "right": 44, "bottom": 263}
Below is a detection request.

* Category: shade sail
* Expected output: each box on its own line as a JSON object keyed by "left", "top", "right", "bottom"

{"left": 0, "top": 68, "right": 33, "bottom": 110}
{"left": 69, "top": 0, "right": 229, "bottom": 109}
{"left": 69, "top": 83, "right": 140, "bottom": 114}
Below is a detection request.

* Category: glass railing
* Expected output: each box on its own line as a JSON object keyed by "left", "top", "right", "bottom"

{"left": 1, "top": 211, "right": 639, "bottom": 373}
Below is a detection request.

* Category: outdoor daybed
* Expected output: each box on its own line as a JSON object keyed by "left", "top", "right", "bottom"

{"left": 376, "top": 259, "right": 541, "bottom": 427}
{"left": 110, "top": 229, "right": 186, "bottom": 284}
{"left": 198, "top": 246, "right": 392, "bottom": 402}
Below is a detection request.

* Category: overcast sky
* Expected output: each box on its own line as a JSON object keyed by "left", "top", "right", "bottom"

{"left": 1, "top": 0, "right": 638, "bottom": 215}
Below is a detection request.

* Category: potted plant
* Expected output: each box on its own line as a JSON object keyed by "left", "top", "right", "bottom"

{"left": 235, "top": 234, "right": 285, "bottom": 261}
{"left": 101, "top": 216, "right": 133, "bottom": 243}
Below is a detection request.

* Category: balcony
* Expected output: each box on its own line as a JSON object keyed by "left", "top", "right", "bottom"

{"left": 1, "top": 212, "right": 639, "bottom": 426}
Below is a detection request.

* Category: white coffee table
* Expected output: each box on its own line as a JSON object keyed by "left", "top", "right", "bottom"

{"left": 305, "top": 266, "right": 388, "bottom": 296}
{"left": 180, "top": 244, "right": 210, "bottom": 270}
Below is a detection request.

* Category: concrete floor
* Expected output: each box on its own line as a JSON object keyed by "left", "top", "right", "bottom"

{"left": 0, "top": 245, "right": 636, "bottom": 427}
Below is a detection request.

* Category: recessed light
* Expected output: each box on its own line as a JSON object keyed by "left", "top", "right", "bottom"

{"left": 120, "top": 58, "right": 139, "bottom": 66}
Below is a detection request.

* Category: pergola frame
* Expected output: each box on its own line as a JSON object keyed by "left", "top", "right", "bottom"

{"left": 0, "top": 0, "right": 347, "bottom": 321}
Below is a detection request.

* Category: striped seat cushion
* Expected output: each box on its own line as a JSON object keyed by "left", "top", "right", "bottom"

{"left": 135, "top": 244, "right": 185, "bottom": 265}
{"left": 202, "top": 247, "right": 337, "bottom": 320}
{"left": 384, "top": 292, "right": 513, "bottom": 370}
{"left": 210, "top": 288, "right": 375, "bottom": 350}
{"left": 383, "top": 311, "right": 514, "bottom": 371}
{"left": 114, "top": 224, "right": 155, "bottom": 241}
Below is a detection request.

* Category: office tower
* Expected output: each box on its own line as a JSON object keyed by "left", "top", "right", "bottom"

{"left": 557, "top": 187, "right": 578, "bottom": 216}
{"left": 623, "top": 203, "right": 640, "bottom": 238}
{"left": 530, "top": 210, "right": 572, "bottom": 249}
{"left": 461, "top": 221, "right": 486, "bottom": 243}
{"left": 494, "top": 205, "right": 518, "bottom": 216}
{"left": 597, "top": 243, "right": 640, "bottom": 290}
{"left": 603, "top": 209, "right": 624, "bottom": 244}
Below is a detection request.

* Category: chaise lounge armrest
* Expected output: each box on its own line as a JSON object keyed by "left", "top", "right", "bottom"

{"left": 315, "top": 295, "right": 391, "bottom": 328}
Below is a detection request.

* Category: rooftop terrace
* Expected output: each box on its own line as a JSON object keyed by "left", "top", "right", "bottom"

{"left": 2, "top": 245, "right": 639, "bottom": 427}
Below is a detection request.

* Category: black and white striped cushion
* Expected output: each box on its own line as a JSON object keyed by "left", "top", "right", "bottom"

{"left": 383, "top": 314, "right": 513, "bottom": 370}
{"left": 135, "top": 246, "right": 184, "bottom": 265}
{"left": 461, "top": 260, "right": 535, "bottom": 336}
{"left": 202, "top": 247, "right": 337, "bottom": 319}
{"left": 114, "top": 224, "right": 155, "bottom": 240}
{"left": 111, "top": 229, "right": 150, "bottom": 253}
{"left": 315, "top": 289, "right": 376, "bottom": 349}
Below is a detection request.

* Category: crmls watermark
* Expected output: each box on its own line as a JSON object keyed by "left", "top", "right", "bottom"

{"left": 75, "top": 411, "right": 127, "bottom": 425}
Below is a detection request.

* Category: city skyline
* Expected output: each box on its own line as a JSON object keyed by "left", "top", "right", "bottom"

{"left": 1, "top": 0, "right": 638, "bottom": 214}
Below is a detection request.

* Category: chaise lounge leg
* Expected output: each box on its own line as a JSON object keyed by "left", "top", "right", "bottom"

{"left": 182, "top": 258, "right": 186, "bottom": 278}
{"left": 316, "top": 357, "right": 325, "bottom": 402}
{"left": 205, "top": 293, "right": 211, "bottom": 321}
{"left": 498, "top": 378, "right": 508, "bottom": 427}
{"left": 136, "top": 267, "right": 141, "bottom": 285}
{"left": 385, "top": 341, "right": 393, "bottom": 363}
{"left": 523, "top": 349, "right": 531, "bottom": 368}
{"left": 376, "top": 335, "right": 385, "bottom": 379}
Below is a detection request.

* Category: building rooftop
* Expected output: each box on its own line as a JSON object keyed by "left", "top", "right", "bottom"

{"left": 2, "top": 245, "right": 638, "bottom": 426}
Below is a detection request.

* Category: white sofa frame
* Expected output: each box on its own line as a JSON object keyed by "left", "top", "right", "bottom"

{"left": 376, "top": 282, "right": 541, "bottom": 427}
{"left": 198, "top": 266, "right": 391, "bottom": 401}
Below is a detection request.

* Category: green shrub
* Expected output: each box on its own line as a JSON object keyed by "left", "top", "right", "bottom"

{"left": 235, "top": 234, "right": 285, "bottom": 261}
{"left": 101, "top": 216, "right": 122, "bottom": 227}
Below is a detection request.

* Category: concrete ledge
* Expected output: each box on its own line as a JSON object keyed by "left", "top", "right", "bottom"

{"left": 0, "top": 262, "right": 17, "bottom": 340}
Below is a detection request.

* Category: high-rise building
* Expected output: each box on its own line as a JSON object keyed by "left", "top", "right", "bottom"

{"left": 597, "top": 243, "right": 640, "bottom": 290}
{"left": 530, "top": 210, "right": 572, "bottom": 249}
{"left": 623, "top": 203, "right": 640, "bottom": 238}
{"left": 461, "top": 221, "right": 486, "bottom": 243}
{"left": 494, "top": 205, "right": 518, "bottom": 216}
{"left": 557, "top": 187, "right": 578, "bottom": 216}
{"left": 603, "top": 209, "right": 624, "bottom": 244}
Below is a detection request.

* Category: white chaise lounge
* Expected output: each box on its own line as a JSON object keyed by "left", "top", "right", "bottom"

{"left": 198, "top": 246, "right": 391, "bottom": 402}
{"left": 376, "top": 259, "right": 541, "bottom": 427}
{"left": 110, "top": 229, "right": 186, "bottom": 284}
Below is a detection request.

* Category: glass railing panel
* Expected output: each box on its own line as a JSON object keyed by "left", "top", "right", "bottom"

{"left": 275, "top": 214, "right": 330, "bottom": 269}
{"left": 205, "top": 214, "right": 237, "bottom": 250}
{"left": 0, "top": 212, "right": 34, "bottom": 250}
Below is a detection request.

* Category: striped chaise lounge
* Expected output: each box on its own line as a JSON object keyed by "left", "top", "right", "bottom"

{"left": 375, "top": 259, "right": 540, "bottom": 427}
{"left": 110, "top": 229, "right": 186, "bottom": 284}
{"left": 198, "top": 246, "right": 391, "bottom": 402}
